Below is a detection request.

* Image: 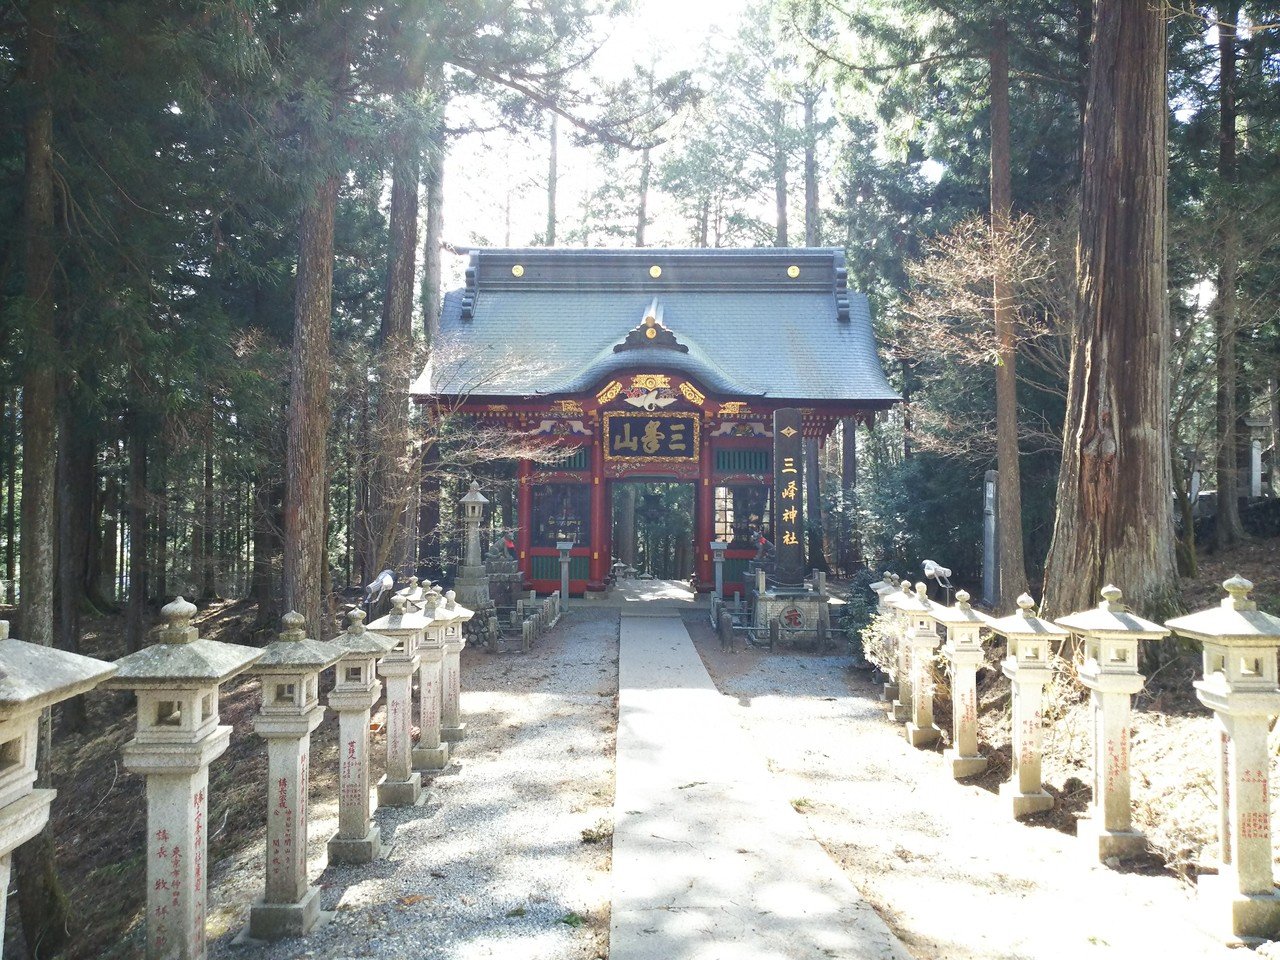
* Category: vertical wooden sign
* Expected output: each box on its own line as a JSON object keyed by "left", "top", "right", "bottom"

{"left": 773, "top": 408, "right": 805, "bottom": 586}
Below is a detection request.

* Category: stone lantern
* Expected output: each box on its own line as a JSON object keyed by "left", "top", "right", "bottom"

{"left": 1056, "top": 585, "right": 1168, "bottom": 860}
{"left": 455, "top": 481, "right": 491, "bottom": 610}
{"left": 411, "top": 585, "right": 449, "bottom": 772}
{"left": 934, "top": 590, "right": 994, "bottom": 778}
{"left": 106, "top": 597, "right": 262, "bottom": 960}
{"left": 395, "top": 575, "right": 425, "bottom": 605}
{"left": 0, "top": 622, "right": 115, "bottom": 952}
{"left": 897, "top": 582, "right": 942, "bottom": 745}
{"left": 245, "top": 612, "right": 341, "bottom": 940}
{"left": 988, "top": 593, "right": 1067, "bottom": 817}
{"left": 438, "top": 589, "right": 475, "bottom": 746}
{"left": 1166, "top": 575, "right": 1280, "bottom": 940}
{"left": 868, "top": 572, "right": 896, "bottom": 615}
{"left": 326, "top": 609, "right": 396, "bottom": 865}
{"left": 368, "top": 594, "right": 426, "bottom": 806}
{"left": 710, "top": 541, "right": 728, "bottom": 599}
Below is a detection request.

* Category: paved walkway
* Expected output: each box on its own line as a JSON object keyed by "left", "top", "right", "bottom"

{"left": 609, "top": 613, "right": 910, "bottom": 960}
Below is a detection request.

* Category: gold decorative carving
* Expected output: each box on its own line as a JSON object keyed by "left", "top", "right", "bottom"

{"left": 679, "top": 382, "right": 706, "bottom": 406}
{"left": 630, "top": 374, "right": 670, "bottom": 391}
{"left": 553, "top": 399, "right": 584, "bottom": 414}
{"left": 780, "top": 426, "right": 798, "bottom": 438}
{"left": 486, "top": 404, "right": 510, "bottom": 411}
{"left": 717, "top": 401, "right": 748, "bottom": 416}
{"left": 595, "top": 380, "right": 623, "bottom": 405}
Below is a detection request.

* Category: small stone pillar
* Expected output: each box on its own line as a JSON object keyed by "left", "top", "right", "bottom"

{"left": 1167, "top": 576, "right": 1280, "bottom": 940}
{"left": 245, "top": 612, "right": 341, "bottom": 940}
{"left": 412, "top": 587, "right": 449, "bottom": 771}
{"left": 1056, "top": 585, "right": 1168, "bottom": 860}
{"left": 327, "top": 609, "right": 395, "bottom": 865}
{"left": 711, "top": 541, "right": 728, "bottom": 599}
{"left": 1252, "top": 440, "right": 1263, "bottom": 499}
{"left": 557, "top": 540, "right": 574, "bottom": 608}
{"left": 439, "top": 590, "right": 475, "bottom": 744}
{"left": 898, "top": 583, "right": 942, "bottom": 746}
{"left": 368, "top": 595, "right": 424, "bottom": 807}
{"left": 455, "top": 481, "right": 492, "bottom": 609}
{"left": 106, "top": 598, "right": 262, "bottom": 960}
{"left": 935, "top": 590, "right": 994, "bottom": 778}
{"left": 0, "top": 622, "right": 115, "bottom": 956}
{"left": 883, "top": 578, "right": 915, "bottom": 719}
{"left": 989, "top": 594, "right": 1067, "bottom": 817}
{"left": 755, "top": 566, "right": 767, "bottom": 598}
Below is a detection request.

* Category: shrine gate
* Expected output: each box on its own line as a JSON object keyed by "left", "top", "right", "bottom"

{"left": 412, "top": 247, "right": 898, "bottom": 597}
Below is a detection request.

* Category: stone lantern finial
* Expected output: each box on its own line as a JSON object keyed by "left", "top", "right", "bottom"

{"left": 347, "top": 608, "right": 367, "bottom": 633}
{"left": 1222, "top": 574, "right": 1255, "bottom": 610}
{"left": 278, "top": 610, "right": 306, "bottom": 642}
{"left": 915, "top": 581, "right": 927, "bottom": 599}
{"left": 391, "top": 594, "right": 407, "bottom": 615}
{"left": 446, "top": 589, "right": 457, "bottom": 610}
{"left": 1099, "top": 584, "right": 1124, "bottom": 610}
{"left": 157, "top": 596, "right": 199, "bottom": 644}
{"left": 1016, "top": 593, "right": 1036, "bottom": 616}
{"left": 955, "top": 589, "right": 971, "bottom": 609}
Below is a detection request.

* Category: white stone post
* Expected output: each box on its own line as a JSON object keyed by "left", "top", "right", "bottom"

{"left": 989, "top": 594, "right": 1067, "bottom": 817}
{"left": 246, "top": 612, "right": 341, "bottom": 939}
{"left": 106, "top": 598, "right": 262, "bottom": 960}
{"left": 369, "top": 595, "right": 424, "bottom": 806}
{"left": 327, "top": 609, "right": 396, "bottom": 865}
{"left": 1056, "top": 585, "right": 1168, "bottom": 861}
{"left": 557, "top": 541, "right": 573, "bottom": 609}
{"left": 711, "top": 541, "right": 728, "bottom": 599}
{"left": 412, "top": 588, "right": 449, "bottom": 771}
{"left": 0, "top": 622, "right": 115, "bottom": 957}
{"left": 1252, "top": 440, "right": 1263, "bottom": 498}
{"left": 936, "top": 590, "right": 994, "bottom": 778}
{"left": 880, "top": 576, "right": 909, "bottom": 708}
{"left": 1167, "top": 575, "right": 1280, "bottom": 940}
{"left": 899, "top": 583, "right": 941, "bottom": 746}
{"left": 440, "top": 590, "right": 475, "bottom": 744}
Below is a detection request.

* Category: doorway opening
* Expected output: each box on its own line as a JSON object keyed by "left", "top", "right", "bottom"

{"left": 611, "top": 481, "right": 695, "bottom": 581}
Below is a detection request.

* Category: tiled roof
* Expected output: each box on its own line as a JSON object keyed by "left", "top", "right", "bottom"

{"left": 412, "top": 248, "right": 900, "bottom": 405}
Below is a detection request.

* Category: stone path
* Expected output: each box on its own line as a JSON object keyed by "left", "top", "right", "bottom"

{"left": 609, "top": 612, "right": 910, "bottom": 960}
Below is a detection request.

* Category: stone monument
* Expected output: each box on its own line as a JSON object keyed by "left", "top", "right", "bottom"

{"left": 368, "top": 595, "right": 425, "bottom": 807}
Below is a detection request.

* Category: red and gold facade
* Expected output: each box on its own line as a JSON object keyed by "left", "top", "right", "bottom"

{"left": 461, "top": 371, "right": 866, "bottom": 597}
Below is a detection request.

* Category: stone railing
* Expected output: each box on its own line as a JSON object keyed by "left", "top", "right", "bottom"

{"left": 870, "top": 572, "right": 1280, "bottom": 943}
{"left": 515, "top": 590, "right": 562, "bottom": 653}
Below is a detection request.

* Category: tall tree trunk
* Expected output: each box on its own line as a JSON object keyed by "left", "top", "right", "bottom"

{"left": 371, "top": 108, "right": 421, "bottom": 577}
{"left": 14, "top": 0, "right": 72, "bottom": 945}
{"left": 283, "top": 173, "right": 337, "bottom": 638}
{"left": 54, "top": 402, "right": 91, "bottom": 731}
{"left": 5, "top": 388, "right": 16, "bottom": 604}
{"left": 1042, "top": 0, "right": 1176, "bottom": 618}
{"left": 803, "top": 91, "right": 819, "bottom": 247}
{"left": 420, "top": 60, "right": 444, "bottom": 339}
{"left": 636, "top": 146, "right": 651, "bottom": 247}
{"left": 154, "top": 447, "right": 167, "bottom": 602}
{"left": 990, "top": 18, "right": 1028, "bottom": 610}
{"left": 201, "top": 440, "right": 216, "bottom": 597}
{"left": 1213, "top": 0, "right": 1246, "bottom": 550}
{"left": 251, "top": 475, "right": 282, "bottom": 629}
{"left": 125, "top": 418, "right": 148, "bottom": 650}
{"left": 546, "top": 112, "right": 558, "bottom": 246}
{"left": 100, "top": 465, "right": 117, "bottom": 607}
{"left": 772, "top": 102, "right": 788, "bottom": 247}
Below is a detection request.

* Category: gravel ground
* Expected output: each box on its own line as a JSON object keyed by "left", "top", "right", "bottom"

{"left": 684, "top": 613, "right": 1242, "bottom": 960}
{"left": 208, "top": 609, "right": 619, "bottom": 960}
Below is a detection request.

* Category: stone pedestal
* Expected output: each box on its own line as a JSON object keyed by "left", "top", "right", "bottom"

{"left": 327, "top": 609, "right": 395, "bottom": 865}
{"left": 1057, "top": 586, "right": 1167, "bottom": 861}
{"left": 440, "top": 591, "right": 474, "bottom": 743}
{"left": 106, "top": 598, "right": 261, "bottom": 960}
{"left": 905, "top": 624, "right": 941, "bottom": 747}
{"left": 990, "top": 594, "right": 1065, "bottom": 817}
{"left": 369, "top": 595, "right": 427, "bottom": 806}
{"left": 412, "top": 589, "right": 450, "bottom": 771}
{"left": 376, "top": 657, "right": 422, "bottom": 806}
{"left": 1168, "top": 576, "right": 1280, "bottom": 941}
{"left": 250, "top": 721, "right": 322, "bottom": 939}
{"left": 936, "top": 591, "right": 993, "bottom": 778}
{"left": 246, "top": 612, "right": 340, "bottom": 940}
{"left": 892, "top": 583, "right": 935, "bottom": 732}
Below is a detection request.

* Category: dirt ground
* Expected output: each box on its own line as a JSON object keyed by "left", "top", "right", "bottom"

{"left": 685, "top": 611, "right": 1244, "bottom": 960}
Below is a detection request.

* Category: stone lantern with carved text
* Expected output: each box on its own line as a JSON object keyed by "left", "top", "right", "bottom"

{"left": 438, "top": 589, "right": 475, "bottom": 745}
{"left": 368, "top": 594, "right": 426, "bottom": 806}
{"left": 934, "top": 591, "right": 994, "bottom": 778}
{"left": 897, "top": 583, "right": 942, "bottom": 746}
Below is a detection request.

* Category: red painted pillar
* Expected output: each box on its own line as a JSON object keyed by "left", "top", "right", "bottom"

{"left": 588, "top": 437, "right": 607, "bottom": 591}
{"left": 517, "top": 459, "right": 532, "bottom": 589}
{"left": 696, "top": 434, "right": 714, "bottom": 591}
